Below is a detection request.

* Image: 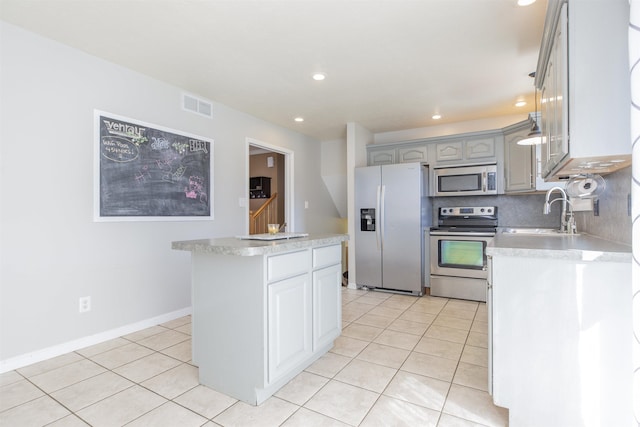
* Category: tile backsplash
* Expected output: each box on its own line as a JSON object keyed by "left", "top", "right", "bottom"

{"left": 575, "top": 166, "right": 631, "bottom": 245}
{"left": 431, "top": 165, "right": 631, "bottom": 246}
{"left": 432, "top": 194, "right": 560, "bottom": 229}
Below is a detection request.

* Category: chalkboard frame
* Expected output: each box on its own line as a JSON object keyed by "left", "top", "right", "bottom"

{"left": 94, "top": 110, "right": 214, "bottom": 221}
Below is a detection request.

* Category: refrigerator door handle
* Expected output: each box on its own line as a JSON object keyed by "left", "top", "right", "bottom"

{"left": 379, "top": 184, "right": 386, "bottom": 251}
{"left": 375, "top": 185, "right": 381, "bottom": 250}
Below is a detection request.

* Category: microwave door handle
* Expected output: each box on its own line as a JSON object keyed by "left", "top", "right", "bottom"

{"left": 482, "top": 171, "right": 487, "bottom": 193}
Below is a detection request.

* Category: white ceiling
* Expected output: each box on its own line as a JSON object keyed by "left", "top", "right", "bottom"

{"left": 0, "top": 0, "right": 548, "bottom": 141}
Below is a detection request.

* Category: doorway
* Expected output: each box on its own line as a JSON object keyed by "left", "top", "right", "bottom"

{"left": 247, "top": 138, "right": 294, "bottom": 234}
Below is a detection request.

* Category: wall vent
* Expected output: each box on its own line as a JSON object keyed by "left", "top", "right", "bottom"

{"left": 182, "top": 93, "right": 213, "bottom": 118}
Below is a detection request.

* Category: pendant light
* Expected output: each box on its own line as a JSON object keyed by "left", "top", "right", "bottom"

{"left": 518, "top": 72, "right": 542, "bottom": 146}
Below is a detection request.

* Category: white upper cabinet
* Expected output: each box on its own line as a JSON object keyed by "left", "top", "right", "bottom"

{"left": 398, "top": 145, "right": 429, "bottom": 164}
{"left": 504, "top": 119, "right": 556, "bottom": 193}
{"left": 434, "top": 135, "right": 498, "bottom": 166}
{"left": 435, "top": 141, "right": 463, "bottom": 162}
{"left": 368, "top": 144, "right": 430, "bottom": 166}
{"left": 368, "top": 148, "right": 396, "bottom": 166}
{"left": 504, "top": 123, "right": 535, "bottom": 192}
{"left": 539, "top": 3, "right": 568, "bottom": 178}
{"left": 536, "top": 0, "right": 631, "bottom": 179}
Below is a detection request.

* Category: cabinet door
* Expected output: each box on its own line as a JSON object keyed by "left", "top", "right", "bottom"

{"left": 540, "top": 4, "right": 568, "bottom": 178}
{"left": 465, "top": 137, "right": 495, "bottom": 160}
{"left": 504, "top": 131, "right": 534, "bottom": 192}
{"left": 267, "top": 274, "right": 312, "bottom": 384}
{"left": 398, "top": 146, "right": 428, "bottom": 163}
{"left": 549, "top": 5, "right": 568, "bottom": 168}
{"left": 540, "top": 74, "right": 552, "bottom": 177}
{"left": 312, "top": 264, "right": 341, "bottom": 351}
{"left": 487, "top": 255, "right": 493, "bottom": 396}
{"left": 368, "top": 149, "right": 395, "bottom": 166}
{"left": 435, "top": 141, "right": 463, "bottom": 162}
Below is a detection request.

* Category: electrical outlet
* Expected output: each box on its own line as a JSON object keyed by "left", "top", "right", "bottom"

{"left": 79, "top": 296, "right": 91, "bottom": 313}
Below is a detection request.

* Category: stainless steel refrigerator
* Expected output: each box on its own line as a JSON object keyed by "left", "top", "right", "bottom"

{"left": 354, "top": 162, "right": 430, "bottom": 296}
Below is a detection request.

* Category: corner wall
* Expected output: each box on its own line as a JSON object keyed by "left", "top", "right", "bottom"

{"left": 0, "top": 21, "right": 341, "bottom": 368}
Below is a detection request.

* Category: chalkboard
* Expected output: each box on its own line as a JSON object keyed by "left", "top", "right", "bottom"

{"left": 95, "top": 111, "right": 213, "bottom": 220}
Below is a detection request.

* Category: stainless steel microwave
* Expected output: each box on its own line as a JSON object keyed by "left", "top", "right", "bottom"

{"left": 434, "top": 164, "right": 498, "bottom": 196}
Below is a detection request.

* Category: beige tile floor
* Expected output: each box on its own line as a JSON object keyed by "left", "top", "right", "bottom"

{"left": 0, "top": 288, "right": 508, "bottom": 426}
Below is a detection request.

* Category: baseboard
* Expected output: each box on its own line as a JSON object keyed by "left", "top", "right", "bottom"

{"left": 0, "top": 307, "right": 192, "bottom": 374}
{"left": 347, "top": 281, "right": 359, "bottom": 290}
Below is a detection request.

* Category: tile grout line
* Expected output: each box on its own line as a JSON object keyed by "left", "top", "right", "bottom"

{"left": 2, "top": 292, "right": 497, "bottom": 427}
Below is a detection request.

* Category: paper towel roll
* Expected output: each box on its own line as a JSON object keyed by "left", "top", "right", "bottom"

{"left": 576, "top": 178, "right": 598, "bottom": 197}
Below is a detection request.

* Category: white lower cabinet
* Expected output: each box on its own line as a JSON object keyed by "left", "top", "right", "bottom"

{"left": 312, "top": 263, "right": 341, "bottom": 351}
{"left": 491, "top": 253, "right": 632, "bottom": 426}
{"left": 267, "top": 272, "right": 312, "bottom": 384}
{"left": 268, "top": 245, "right": 342, "bottom": 385}
{"left": 189, "top": 243, "right": 343, "bottom": 406}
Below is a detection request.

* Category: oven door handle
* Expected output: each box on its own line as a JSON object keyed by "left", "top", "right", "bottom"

{"left": 429, "top": 231, "right": 496, "bottom": 237}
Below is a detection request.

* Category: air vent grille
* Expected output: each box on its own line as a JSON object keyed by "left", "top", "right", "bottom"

{"left": 182, "top": 93, "right": 213, "bottom": 118}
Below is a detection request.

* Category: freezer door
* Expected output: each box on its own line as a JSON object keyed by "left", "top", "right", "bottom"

{"left": 380, "top": 163, "right": 423, "bottom": 293}
{"left": 354, "top": 166, "right": 382, "bottom": 288}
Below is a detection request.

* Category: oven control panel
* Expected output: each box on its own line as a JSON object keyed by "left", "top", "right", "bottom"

{"left": 439, "top": 206, "right": 496, "bottom": 217}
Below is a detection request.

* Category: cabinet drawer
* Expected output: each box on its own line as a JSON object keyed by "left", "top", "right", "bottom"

{"left": 312, "top": 245, "right": 341, "bottom": 269}
{"left": 267, "top": 250, "right": 310, "bottom": 283}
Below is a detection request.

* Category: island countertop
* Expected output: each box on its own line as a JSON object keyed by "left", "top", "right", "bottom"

{"left": 172, "top": 233, "right": 348, "bottom": 256}
{"left": 487, "top": 231, "right": 631, "bottom": 263}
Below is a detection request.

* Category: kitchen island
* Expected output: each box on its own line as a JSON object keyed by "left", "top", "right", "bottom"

{"left": 487, "top": 232, "right": 632, "bottom": 426}
{"left": 172, "top": 233, "right": 348, "bottom": 405}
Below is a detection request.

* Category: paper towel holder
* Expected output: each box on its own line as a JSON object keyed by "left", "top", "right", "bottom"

{"left": 565, "top": 174, "right": 606, "bottom": 199}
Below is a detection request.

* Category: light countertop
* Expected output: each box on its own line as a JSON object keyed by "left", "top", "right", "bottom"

{"left": 172, "top": 233, "right": 348, "bottom": 256}
{"left": 487, "top": 231, "right": 631, "bottom": 263}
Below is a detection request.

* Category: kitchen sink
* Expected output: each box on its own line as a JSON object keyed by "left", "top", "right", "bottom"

{"left": 501, "top": 227, "right": 579, "bottom": 236}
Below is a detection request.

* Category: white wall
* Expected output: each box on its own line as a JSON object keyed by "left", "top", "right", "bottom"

{"left": 321, "top": 139, "right": 347, "bottom": 218}
{"left": 346, "top": 122, "right": 373, "bottom": 288}
{"left": 0, "top": 22, "right": 341, "bottom": 368}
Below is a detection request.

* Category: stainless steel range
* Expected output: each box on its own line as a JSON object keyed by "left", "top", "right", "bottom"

{"left": 429, "top": 206, "right": 497, "bottom": 302}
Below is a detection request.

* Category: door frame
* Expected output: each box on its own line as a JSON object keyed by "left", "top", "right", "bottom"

{"left": 246, "top": 137, "right": 295, "bottom": 234}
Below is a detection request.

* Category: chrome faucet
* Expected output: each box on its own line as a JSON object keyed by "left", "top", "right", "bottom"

{"left": 543, "top": 186, "right": 576, "bottom": 234}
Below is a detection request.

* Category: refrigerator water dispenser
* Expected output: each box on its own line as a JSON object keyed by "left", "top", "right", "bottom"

{"left": 360, "top": 208, "right": 375, "bottom": 231}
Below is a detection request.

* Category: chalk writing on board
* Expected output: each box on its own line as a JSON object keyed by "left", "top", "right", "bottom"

{"left": 97, "top": 112, "right": 213, "bottom": 219}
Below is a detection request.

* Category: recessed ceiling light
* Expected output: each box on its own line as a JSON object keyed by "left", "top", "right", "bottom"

{"left": 517, "top": 0, "right": 536, "bottom": 6}
{"left": 515, "top": 100, "right": 527, "bottom": 107}
{"left": 312, "top": 73, "right": 326, "bottom": 81}
{"left": 432, "top": 114, "right": 442, "bottom": 120}
{"left": 294, "top": 117, "right": 304, "bottom": 122}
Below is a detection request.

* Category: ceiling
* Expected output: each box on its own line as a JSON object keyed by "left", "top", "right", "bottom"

{"left": 0, "top": 0, "right": 548, "bottom": 141}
